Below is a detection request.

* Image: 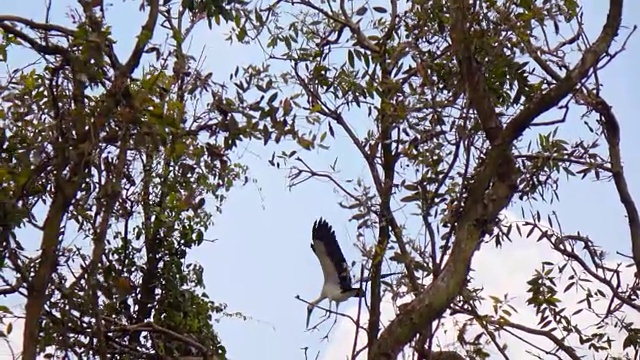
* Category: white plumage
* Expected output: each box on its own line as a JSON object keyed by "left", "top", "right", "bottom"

{"left": 306, "top": 218, "right": 364, "bottom": 328}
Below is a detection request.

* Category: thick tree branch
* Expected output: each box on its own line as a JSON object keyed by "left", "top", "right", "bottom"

{"left": 449, "top": 0, "right": 503, "bottom": 145}
{"left": 523, "top": 12, "right": 638, "bottom": 275}
{"left": 0, "top": 276, "right": 23, "bottom": 296}
{"left": 591, "top": 96, "right": 640, "bottom": 277}
{"left": 22, "top": 159, "right": 87, "bottom": 360}
{"left": 370, "top": 143, "right": 518, "bottom": 359}
{"left": 0, "top": 23, "right": 69, "bottom": 57}
{"left": 22, "top": 58, "right": 94, "bottom": 356}
{"left": 367, "top": 1, "right": 624, "bottom": 357}
{"left": 89, "top": 129, "right": 131, "bottom": 360}
{"left": 502, "top": 0, "right": 623, "bottom": 144}
{"left": 0, "top": 15, "right": 74, "bottom": 35}
{"left": 121, "top": 0, "right": 160, "bottom": 76}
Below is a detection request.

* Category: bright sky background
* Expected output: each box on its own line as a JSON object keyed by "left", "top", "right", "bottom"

{"left": 0, "top": 1, "right": 639, "bottom": 359}
{"left": 323, "top": 211, "right": 640, "bottom": 359}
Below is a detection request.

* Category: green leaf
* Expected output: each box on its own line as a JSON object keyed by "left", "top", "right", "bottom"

{"left": 400, "top": 193, "right": 420, "bottom": 203}
{"left": 267, "top": 92, "right": 278, "bottom": 104}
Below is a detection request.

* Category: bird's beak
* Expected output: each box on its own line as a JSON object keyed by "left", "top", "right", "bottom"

{"left": 306, "top": 306, "right": 313, "bottom": 328}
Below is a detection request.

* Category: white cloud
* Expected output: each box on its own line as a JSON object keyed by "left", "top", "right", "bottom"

{"left": 321, "top": 211, "right": 638, "bottom": 359}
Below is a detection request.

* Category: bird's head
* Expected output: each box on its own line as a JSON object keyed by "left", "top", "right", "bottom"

{"left": 305, "top": 304, "right": 314, "bottom": 328}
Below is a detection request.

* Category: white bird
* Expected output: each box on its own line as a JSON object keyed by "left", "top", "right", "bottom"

{"left": 306, "top": 218, "right": 365, "bottom": 328}
{"left": 305, "top": 218, "right": 403, "bottom": 328}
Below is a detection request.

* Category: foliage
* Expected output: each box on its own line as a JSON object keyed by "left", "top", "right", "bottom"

{"left": 0, "top": 0, "right": 265, "bottom": 359}
{"left": 227, "top": 0, "right": 637, "bottom": 358}
{"left": 0, "top": 0, "right": 637, "bottom": 359}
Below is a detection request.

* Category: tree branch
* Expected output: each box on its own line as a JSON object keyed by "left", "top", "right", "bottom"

{"left": 108, "top": 320, "right": 219, "bottom": 360}
{"left": 370, "top": 142, "right": 518, "bottom": 359}
{"left": 367, "top": 2, "right": 624, "bottom": 356}
{"left": 121, "top": 0, "right": 160, "bottom": 76}
{"left": 501, "top": 0, "right": 623, "bottom": 144}
{"left": 588, "top": 96, "right": 640, "bottom": 278}
{"left": 522, "top": 13, "right": 639, "bottom": 275}
{"left": 449, "top": 0, "right": 503, "bottom": 145}
{"left": 0, "top": 22, "right": 69, "bottom": 57}
{"left": 514, "top": 153, "right": 612, "bottom": 172}
{"left": 0, "top": 15, "right": 74, "bottom": 35}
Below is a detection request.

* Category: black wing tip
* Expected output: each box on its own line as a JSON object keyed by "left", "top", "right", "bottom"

{"left": 312, "top": 218, "right": 334, "bottom": 236}
{"left": 313, "top": 217, "right": 331, "bottom": 229}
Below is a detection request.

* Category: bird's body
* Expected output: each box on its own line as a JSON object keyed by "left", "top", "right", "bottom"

{"left": 322, "top": 282, "right": 361, "bottom": 302}
{"left": 306, "top": 218, "right": 364, "bottom": 327}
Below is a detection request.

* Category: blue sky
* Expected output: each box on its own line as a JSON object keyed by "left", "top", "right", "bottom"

{"left": 0, "top": 1, "right": 639, "bottom": 359}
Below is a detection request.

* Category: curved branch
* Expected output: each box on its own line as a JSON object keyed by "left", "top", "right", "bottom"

{"left": 291, "top": 0, "right": 380, "bottom": 53}
{"left": 514, "top": 154, "right": 612, "bottom": 172}
{"left": 121, "top": 0, "right": 160, "bottom": 76}
{"left": 523, "top": 18, "right": 639, "bottom": 275}
{"left": 553, "top": 234, "right": 640, "bottom": 312}
{"left": 368, "top": 1, "right": 625, "bottom": 358}
{"left": 0, "top": 15, "right": 74, "bottom": 35}
{"left": 449, "top": 0, "right": 503, "bottom": 145}
{"left": 294, "top": 295, "right": 367, "bottom": 332}
{"left": 499, "top": 320, "right": 580, "bottom": 360}
{"left": 288, "top": 157, "right": 363, "bottom": 204}
{"left": 502, "top": 0, "right": 623, "bottom": 144}
{"left": 370, "top": 142, "right": 518, "bottom": 359}
{"left": 0, "top": 22, "right": 69, "bottom": 57}
{"left": 590, "top": 97, "right": 640, "bottom": 279}
{"left": 108, "top": 320, "right": 220, "bottom": 360}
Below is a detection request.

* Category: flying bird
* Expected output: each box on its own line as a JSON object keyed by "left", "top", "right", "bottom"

{"left": 305, "top": 218, "right": 365, "bottom": 328}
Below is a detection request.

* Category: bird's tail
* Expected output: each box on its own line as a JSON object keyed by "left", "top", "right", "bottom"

{"left": 353, "top": 288, "right": 366, "bottom": 297}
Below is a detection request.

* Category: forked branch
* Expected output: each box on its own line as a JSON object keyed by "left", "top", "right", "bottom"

{"left": 368, "top": 1, "right": 624, "bottom": 358}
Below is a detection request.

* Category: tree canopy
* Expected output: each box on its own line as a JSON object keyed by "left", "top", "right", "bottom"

{"left": 0, "top": 0, "right": 638, "bottom": 359}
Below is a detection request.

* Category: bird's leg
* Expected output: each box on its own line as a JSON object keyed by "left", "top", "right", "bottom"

{"left": 327, "top": 314, "right": 339, "bottom": 334}
{"left": 306, "top": 295, "right": 327, "bottom": 329}
{"left": 322, "top": 301, "right": 332, "bottom": 319}
{"left": 322, "top": 302, "right": 339, "bottom": 338}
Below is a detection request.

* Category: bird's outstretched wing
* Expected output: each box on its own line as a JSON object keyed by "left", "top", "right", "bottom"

{"left": 311, "top": 218, "right": 353, "bottom": 291}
